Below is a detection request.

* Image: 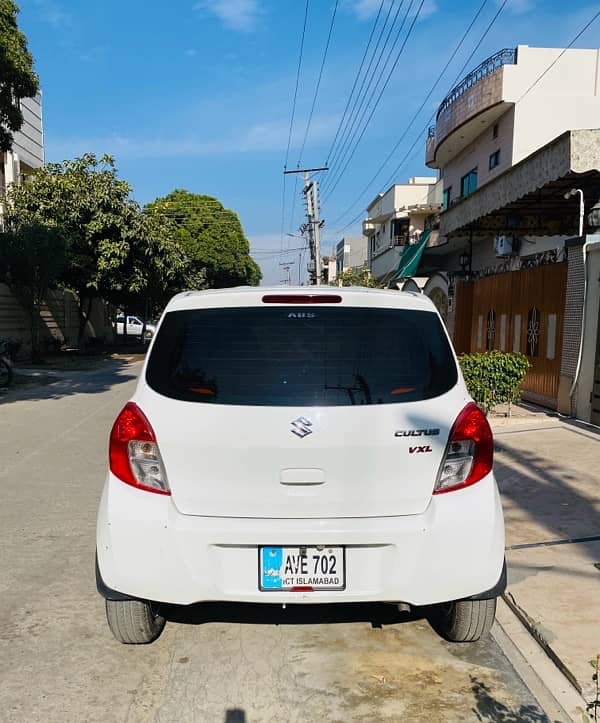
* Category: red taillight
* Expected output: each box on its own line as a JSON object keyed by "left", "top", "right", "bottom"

{"left": 261, "top": 294, "right": 342, "bottom": 304}
{"left": 109, "top": 402, "right": 171, "bottom": 495}
{"left": 433, "top": 403, "right": 493, "bottom": 495}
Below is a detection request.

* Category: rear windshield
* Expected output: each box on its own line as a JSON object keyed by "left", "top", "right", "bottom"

{"left": 146, "top": 306, "right": 457, "bottom": 406}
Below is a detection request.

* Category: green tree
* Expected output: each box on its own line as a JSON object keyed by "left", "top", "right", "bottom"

{"left": 0, "top": 0, "right": 39, "bottom": 151}
{"left": 145, "top": 189, "right": 262, "bottom": 288}
{"left": 333, "top": 268, "right": 381, "bottom": 288}
{"left": 0, "top": 221, "right": 66, "bottom": 360}
{"left": 6, "top": 154, "right": 194, "bottom": 349}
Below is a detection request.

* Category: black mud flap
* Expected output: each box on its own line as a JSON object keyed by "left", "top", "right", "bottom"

{"left": 464, "top": 559, "right": 507, "bottom": 600}
{"left": 95, "top": 553, "right": 135, "bottom": 601}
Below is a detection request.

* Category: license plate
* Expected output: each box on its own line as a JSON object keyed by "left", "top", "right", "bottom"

{"left": 259, "top": 546, "right": 345, "bottom": 591}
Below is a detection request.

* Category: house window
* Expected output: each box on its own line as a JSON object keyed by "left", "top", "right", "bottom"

{"left": 460, "top": 168, "right": 478, "bottom": 198}
{"left": 442, "top": 187, "right": 452, "bottom": 210}
{"left": 492, "top": 123, "right": 499, "bottom": 139}
{"left": 489, "top": 150, "right": 501, "bottom": 170}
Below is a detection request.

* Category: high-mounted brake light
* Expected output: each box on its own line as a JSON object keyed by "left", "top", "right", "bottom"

{"left": 109, "top": 402, "right": 171, "bottom": 495}
{"left": 262, "top": 294, "right": 342, "bottom": 304}
{"left": 433, "top": 403, "right": 493, "bottom": 495}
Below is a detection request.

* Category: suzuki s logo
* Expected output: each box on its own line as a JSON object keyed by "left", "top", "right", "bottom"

{"left": 291, "top": 417, "right": 313, "bottom": 438}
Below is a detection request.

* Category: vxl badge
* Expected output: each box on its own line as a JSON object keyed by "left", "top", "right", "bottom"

{"left": 291, "top": 417, "right": 313, "bottom": 439}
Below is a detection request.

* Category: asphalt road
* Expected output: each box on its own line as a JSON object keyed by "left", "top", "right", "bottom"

{"left": 0, "top": 361, "right": 551, "bottom": 723}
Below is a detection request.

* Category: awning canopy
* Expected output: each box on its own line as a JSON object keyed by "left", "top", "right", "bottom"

{"left": 387, "top": 230, "right": 431, "bottom": 287}
{"left": 440, "top": 129, "right": 600, "bottom": 238}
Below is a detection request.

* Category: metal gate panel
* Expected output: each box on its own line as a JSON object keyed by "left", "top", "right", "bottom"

{"left": 467, "top": 263, "right": 567, "bottom": 408}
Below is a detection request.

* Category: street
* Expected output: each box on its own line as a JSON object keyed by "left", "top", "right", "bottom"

{"left": 0, "top": 361, "right": 551, "bottom": 723}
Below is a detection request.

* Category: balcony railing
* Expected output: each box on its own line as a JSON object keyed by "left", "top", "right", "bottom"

{"left": 436, "top": 48, "right": 517, "bottom": 121}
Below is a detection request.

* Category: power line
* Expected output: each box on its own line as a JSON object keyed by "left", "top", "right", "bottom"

{"left": 281, "top": 0, "right": 311, "bottom": 252}
{"left": 297, "top": 0, "right": 340, "bottom": 164}
{"left": 322, "top": 0, "right": 425, "bottom": 201}
{"left": 328, "top": 0, "right": 509, "bottom": 233}
{"left": 288, "top": 0, "right": 340, "bottom": 236}
{"left": 326, "top": 0, "right": 490, "bottom": 228}
{"left": 284, "top": 0, "right": 311, "bottom": 171}
{"left": 517, "top": 8, "right": 600, "bottom": 103}
{"left": 324, "top": 0, "right": 387, "bottom": 167}
{"left": 322, "top": 0, "right": 411, "bottom": 196}
{"left": 322, "top": 0, "right": 401, "bottom": 187}
{"left": 379, "top": 0, "right": 508, "bottom": 190}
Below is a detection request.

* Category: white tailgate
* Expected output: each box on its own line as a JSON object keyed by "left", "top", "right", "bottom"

{"left": 136, "top": 386, "right": 465, "bottom": 518}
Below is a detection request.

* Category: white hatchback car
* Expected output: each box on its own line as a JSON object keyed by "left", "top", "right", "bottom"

{"left": 96, "top": 287, "right": 505, "bottom": 644}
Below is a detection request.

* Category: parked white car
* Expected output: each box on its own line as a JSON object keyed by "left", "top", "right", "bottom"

{"left": 114, "top": 314, "right": 156, "bottom": 340}
{"left": 96, "top": 287, "right": 505, "bottom": 644}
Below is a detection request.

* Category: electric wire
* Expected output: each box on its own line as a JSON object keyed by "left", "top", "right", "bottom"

{"left": 517, "top": 8, "right": 600, "bottom": 103}
{"left": 322, "top": 0, "right": 412, "bottom": 196}
{"left": 288, "top": 0, "right": 340, "bottom": 236}
{"left": 322, "top": 0, "right": 425, "bottom": 202}
{"left": 324, "top": 0, "right": 387, "bottom": 167}
{"left": 322, "top": 0, "right": 401, "bottom": 188}
{"left": 298, "top": 0, "right": 340, "bottom": 165}
{"left": 327, "top": 0, "right": 489, "bottom": 227}
{"left": 329, "top": 0, "right": 510, "bottom": 233}
{"left": 280, "top": 0, "right": 311, "bottom": 251}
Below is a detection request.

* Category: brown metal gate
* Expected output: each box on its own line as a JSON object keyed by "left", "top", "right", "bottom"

{"left": 453, "top": 263, "right": 567, "bottom": 408}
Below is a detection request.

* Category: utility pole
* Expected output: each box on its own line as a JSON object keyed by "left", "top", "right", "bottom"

{"left": 284, "top": 166, "right": 327, "bottom": 286}
{"left": 279, "top": 260, "right": 294, "bottom": 286}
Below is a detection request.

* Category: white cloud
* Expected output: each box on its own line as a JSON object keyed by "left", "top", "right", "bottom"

{"left": 500, "top": 0, "right": 534, "bottom": 14}
{"left": 194, "top": 0, "right": 261, "bottom": 32}
{"left": 349, "top": 0, "right": 436, "bottom": 21}
{"left": 46, "top": 113, "right": 340, "bottom": 161}
{"left": 33, "top": 0, "right": 72, "bottom": 28}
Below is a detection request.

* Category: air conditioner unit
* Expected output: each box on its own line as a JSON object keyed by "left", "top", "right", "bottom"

{"left": 494, "top": 235, "right": 513, "bottom": 257}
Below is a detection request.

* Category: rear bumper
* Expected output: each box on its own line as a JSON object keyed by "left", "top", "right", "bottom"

{"left": 96, "top": 473, "right": 505, "bottom": 606}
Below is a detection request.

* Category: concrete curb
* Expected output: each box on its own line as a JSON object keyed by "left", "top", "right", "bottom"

{"left": 494, "top": 597, "right": 588, "bottom": 722}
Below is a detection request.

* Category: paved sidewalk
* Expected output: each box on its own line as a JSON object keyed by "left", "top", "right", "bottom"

{"left": 490, "top": 406, "right": 600, "bottom": 704}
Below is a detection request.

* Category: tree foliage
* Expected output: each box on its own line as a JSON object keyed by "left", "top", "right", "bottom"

{"left": 0, "top": 221, "right": 66, "bottom": 359}
{"left": 145, "top": 189, "right": 261, "bottom": 288}
{"left": 459, "top": 351, "right": 531, "bottom": 415}
{"left": 0, "top": 0, "right": 39, "bottom": 151}
{"left": 5, "top": 154, "right": 193, "bottom": 347}
{"left": 333, "top": 268, "right": 381, "bottom": 288}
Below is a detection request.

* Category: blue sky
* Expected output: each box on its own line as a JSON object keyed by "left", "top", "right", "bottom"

{"left": 19, "top": 0, "right": 599, "bottom": 284}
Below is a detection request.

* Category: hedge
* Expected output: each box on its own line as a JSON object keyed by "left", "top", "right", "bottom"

{"left": 459, "top": 351, "right": 531, "bottom": 415}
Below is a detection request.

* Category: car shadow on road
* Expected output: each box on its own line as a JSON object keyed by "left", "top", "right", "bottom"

{"left": 162, "top": 600, "right": 425, "bottom": 629}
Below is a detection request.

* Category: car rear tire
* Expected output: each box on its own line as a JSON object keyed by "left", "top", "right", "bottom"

{"left": 430, "top": 597, "right": 496, "bottom": 642}
{"left": 105, "top": 599, "right": 166, "bottom": 644}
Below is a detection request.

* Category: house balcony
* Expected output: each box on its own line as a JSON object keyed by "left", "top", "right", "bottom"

{"left": 426, "top": 48, "right": 517, "bottom": 168}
